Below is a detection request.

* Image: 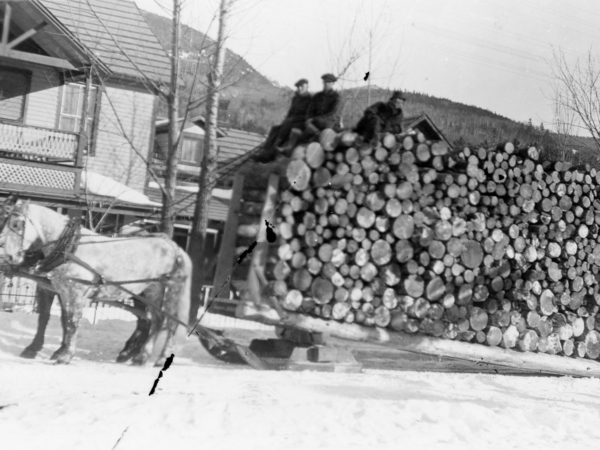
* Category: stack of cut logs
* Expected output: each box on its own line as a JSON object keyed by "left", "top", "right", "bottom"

{"left": 263, "top": 128, "right": 600, "bottom": 360}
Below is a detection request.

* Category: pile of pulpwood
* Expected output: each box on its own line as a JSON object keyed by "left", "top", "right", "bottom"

{"left": 264, "top": 128, "right": 600, "bottom": 360}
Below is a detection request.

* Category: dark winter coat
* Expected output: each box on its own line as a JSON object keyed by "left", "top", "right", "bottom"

{"left": 306, "top": 89, "right": 340, "bottom": 129}
{"left": 355, "top": 101, "right": 404, "bottom": 139}
{"left": 285, "top": 92, "right": 312, "bottom": 125}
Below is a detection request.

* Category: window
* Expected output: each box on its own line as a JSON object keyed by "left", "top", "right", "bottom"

{"left": 179, "top": 138, "right": 203, "bottom": 164}
{"left": 0, "top": 67, "right": 31, "bottom": 122}
{"left": 58, "top": 83, "right": 100, "bottom": 154}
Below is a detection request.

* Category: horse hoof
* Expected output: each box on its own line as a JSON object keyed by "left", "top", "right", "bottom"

{"left": 20, "top": 348, "right": 39, "bottom": 359}
{"left": 51, "top": 348, "right": 72, "bottom": 363}
{"left": 54, "top": 357, "right": 72, "bottom": 365}
{"left": 117, "top": 354, "right": 131, "bottom": 363}
{"left": 131, "top": 354, "right": 149, "bottom": 366}
{"left": 116, "top": 352, "right": 132, "bottom": 363}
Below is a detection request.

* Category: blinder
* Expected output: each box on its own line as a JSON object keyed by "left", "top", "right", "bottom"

{"left": 0, "top": 201, "right": 27, "bottom": 263}
{"left": 7, "top": 214, "right": 25, "bottom": 234}
{"left": 0, "top": 194, "right": 19, "bottom": 229}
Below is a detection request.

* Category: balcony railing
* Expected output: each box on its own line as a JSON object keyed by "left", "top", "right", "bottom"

{"left": 0, "top": 121, "right": 80, "bottom": 162}
{"left": 0, "top": 157, "right": 81, "bottom": 197}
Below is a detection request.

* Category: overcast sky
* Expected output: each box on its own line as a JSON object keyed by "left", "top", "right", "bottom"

{"left": 135, "top": 0, "right": 600, "bottom": 130}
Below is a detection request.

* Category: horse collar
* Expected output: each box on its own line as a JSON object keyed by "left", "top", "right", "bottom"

{"left": 31, "top": 217, "right": 82, "bottom": 273}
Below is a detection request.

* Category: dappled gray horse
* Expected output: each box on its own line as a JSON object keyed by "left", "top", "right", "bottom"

{"left": 0, "top": 200, "right": 191, "bottom": 365}
{"left": 20, "top": 284, "right": 155, "bottom": 364}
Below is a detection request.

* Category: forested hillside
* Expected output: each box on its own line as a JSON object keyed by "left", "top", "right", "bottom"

{"left": 143, "top": 11, "right": 597, "bottom": 163}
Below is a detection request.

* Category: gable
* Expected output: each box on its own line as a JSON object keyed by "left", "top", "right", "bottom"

{"left": 403, "top": 114, "right": 453, "bottom": 149}
{"left": 37, "top": 0, "right": 170, "bottom": 84}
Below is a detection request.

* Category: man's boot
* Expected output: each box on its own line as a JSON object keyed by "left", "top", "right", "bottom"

{"left": 250, "top": 144, "right": 278, "bottom": 163}
{"left": 276, "top": 128, "right": 302, "bottom": 156}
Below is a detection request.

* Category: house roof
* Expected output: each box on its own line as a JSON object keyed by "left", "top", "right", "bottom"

{"left": 402, "top": 113, "right": 453, "bottom": 149}
{"left": 217, "top": 127, "right": 265, "bottom": 167}
{"left": 0, "top": 191, "right": 159, "bottom": 217}
{"left": 145, "top": 187, "right": 230, "bottom": 222}
{"left": 155, "top": 117, "right": 227, "bottom": 138}
{"left": 154, "top": 118, "right": 265, "bottom": 172}
{"left": 82, "top": 170, "right": 160, "bottom": 207}
{"left": 36, "top": 0, "right": 171, "bottom": 83}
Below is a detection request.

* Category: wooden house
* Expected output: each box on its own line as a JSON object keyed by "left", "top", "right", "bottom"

{"left": 0, "top": 0, "right": 170, "bottom": 217}
{"left": 148, "top": 116, "right": 265, "bottom": 249}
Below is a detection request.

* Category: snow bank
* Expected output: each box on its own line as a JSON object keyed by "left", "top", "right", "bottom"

{"left": 81, "top": 171, "right": 161, "bottom": 206}
{"left": 1, "top": 311, "right": 600, "bottom": 450}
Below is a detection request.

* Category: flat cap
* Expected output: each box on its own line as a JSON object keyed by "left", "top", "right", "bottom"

{"left": 294, "top": 78, "right": 308, "bottom": 87}
{"left": 321, "top": 73, "right": 337, "bottom": 82}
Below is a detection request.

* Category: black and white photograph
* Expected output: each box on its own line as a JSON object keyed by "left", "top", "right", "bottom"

{"left": 1, "top": 0, "right": 600, "bottom": 448}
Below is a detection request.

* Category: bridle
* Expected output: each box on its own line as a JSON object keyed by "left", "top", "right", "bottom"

{"left": 0, "top": 198, "right": 235, "bottom": 354}
{"left": 0, "top": 204, "right": 28, "bottom": 265}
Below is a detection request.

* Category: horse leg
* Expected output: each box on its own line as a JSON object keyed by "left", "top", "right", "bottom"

{"left": 153, "top": 316, "right": 177, "bottom": 367}
{"left": 153, "top": 291, "right": 183, "bottom": 367}
{"left": 154, "top": 257, "right": 191, "bottom": 367}
{"left": 131, "top": 310, "right": 162, "bottom": 366}
{"left": 129, "top": 283, "right": 165, "bottom": 365}
{"left": 116, "top": 299, "right": 152, "bottom": 363}
{"left": 20, "top": 285, "right": 55, "bottom": 359}
{"left": 50, "top": 285, "right": 85, "bottom": 364}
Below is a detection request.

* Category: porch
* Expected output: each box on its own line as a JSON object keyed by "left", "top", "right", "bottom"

{"left": 0, "top": 121, "right": 82, "bottom": 198}
{"left": 0, "top": 0, "right": 95, "bottom": 198}
{"left": 0, "top": 121, "right": 80, "bottom": 162}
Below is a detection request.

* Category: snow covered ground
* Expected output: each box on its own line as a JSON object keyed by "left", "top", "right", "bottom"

{"left": 2, "top": 310, "right": 600, "bottom": 450}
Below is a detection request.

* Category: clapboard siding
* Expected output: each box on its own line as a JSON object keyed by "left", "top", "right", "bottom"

{"left": 3, "top": 60, "right": 159, "bottom": 193}
{"left": 84, "top": 85, "right": 155, "bottom": 192}
{"left": 0, "top": 60, "right": 61, "bottom": 129}
{"left": 24, "top": 68, "right": 61, "bottom": 129}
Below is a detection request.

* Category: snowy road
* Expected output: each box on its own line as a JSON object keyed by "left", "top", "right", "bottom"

{"left": 1, "top": 311, "right": 600, "bottom": 450}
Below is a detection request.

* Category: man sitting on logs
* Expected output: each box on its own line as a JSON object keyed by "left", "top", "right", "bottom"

{"left": 252, "top": 78, "right": 312, "bottom": 163}
{"left": 280, "top": 73, "right": 341, "bottom": 152}
{"left": 354, "top": 90, "right": 406, "bottom": 142}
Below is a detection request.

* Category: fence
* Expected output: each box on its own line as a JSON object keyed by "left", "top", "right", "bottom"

{"left": 0, "top": 275, "right": 37, "bottom": 313}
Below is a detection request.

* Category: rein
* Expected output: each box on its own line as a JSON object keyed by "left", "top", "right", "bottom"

{"left": 0, "top": 202, "right": 227, "bottom": 351}
{"left": 59, "top": 249, "right": 204, "bottom": 338}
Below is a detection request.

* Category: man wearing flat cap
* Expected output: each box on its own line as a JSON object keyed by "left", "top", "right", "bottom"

{"left": 354, "top": 90, "right": 406, "bottom": 142}
{"left": 252, "top": 78, "right": 311, "bottom": 162}
{"left": 291, "top": 73, "right": 341, "bottom": 146}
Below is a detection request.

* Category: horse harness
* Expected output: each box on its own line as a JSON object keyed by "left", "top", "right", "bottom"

{"left": 0, "top": 202, "right": 236, "bottom": 351}
{"left": 0, "top": 205, "right": 189, "bottom": 327}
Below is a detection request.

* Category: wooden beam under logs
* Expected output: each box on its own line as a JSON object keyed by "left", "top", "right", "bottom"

{"left": 236, "top": 300, "right": 600, "bottom": 378}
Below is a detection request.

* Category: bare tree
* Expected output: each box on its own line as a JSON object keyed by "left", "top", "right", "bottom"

{"left": 81, "top": 0, "right": 188, "bottom": 236}
{"left": 161, "top": 0, "right": 182, "bottom": 237}
{"left": 187, "top": 0, "right": 233, "bottom": 324}
{"left": 325, "top": 1, "right": 399, "bottom": 126}
{"left": 552, "top": 85, "right": 577, "bottom": 161}
{"left": 553, "top": 48, "right": 600, "bottom": 152}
